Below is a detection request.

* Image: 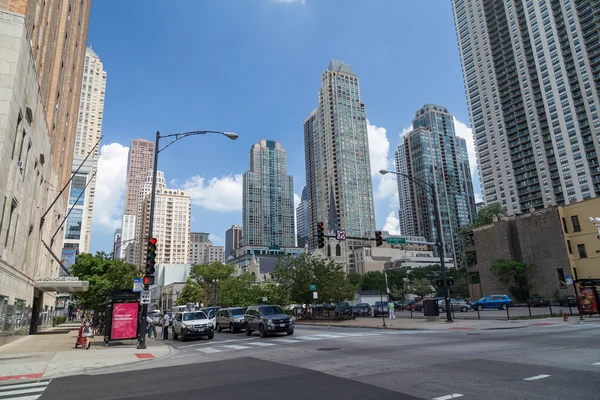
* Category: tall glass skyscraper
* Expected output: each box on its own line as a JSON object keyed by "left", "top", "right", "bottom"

{"left": 452, "top": 0, "right": 600, "bottom": 213}
{"left": 242, "top": 139, "right": 295, "bottom": 248}
{"left": 304, "top": 60, "right": 376, "bottom": 272}
{"left": 296, "top": 186, "right": 309, "bottom": 248}
{"left": 397, "top": 104, "right": 476, "bottom": 267}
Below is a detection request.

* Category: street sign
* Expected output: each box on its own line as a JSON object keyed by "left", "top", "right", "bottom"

{"left": 133, "top": 278, "right": 143, "bottom": 293}
{"left": 309, "top": 284, "right": 317, "bottom": 291}
{"left": 140, "top": 290, "right": 151, "bottom": 304}
{"left": 386, "top": 237, "right": 406, "bottom": 245}
{"left": 336, "top": 230, "right": 346, "bottom": 240}
{"left": 313, "top": 291, "right": 318, "bottom": 299}
{"left": 262, "top": 296, "right": 268, "bottom": 302}
{"left": 565, "top": 275, "right": 573, "bottom": 286}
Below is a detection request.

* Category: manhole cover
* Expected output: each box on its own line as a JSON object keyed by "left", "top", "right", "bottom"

{"left": 317, "top": 347, "right": 341, "bottom": 351}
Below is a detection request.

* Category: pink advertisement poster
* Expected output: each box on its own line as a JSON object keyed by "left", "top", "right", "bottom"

{"left": 111, "top": 302, "right": 139, "bottom": 340}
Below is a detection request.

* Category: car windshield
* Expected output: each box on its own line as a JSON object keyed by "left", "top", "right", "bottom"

{"left": 230, "top": 308, "right": 245, "bottom": 316}
{"left": 183, "top": 312, "right": 207, "bottom": 321}
{"left": 259, "top": 306, "right": 285, "bottom": 315}
{"left": 375, "top": 301, "right": 387, "bottom": 306}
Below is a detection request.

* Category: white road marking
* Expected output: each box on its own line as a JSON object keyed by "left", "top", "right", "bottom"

{"left": 197, "top": 347, "right": 222, "bottom": 353}
{"left": 271, "top": 338, "right": 300, "bottom": 343}
{"left": 178, "top": 337, "right": 256, "bottom": 348}
{"left": 0, "top": 381, "right": 49, "bottom": 390}
{"left": 523, "top": 374, "right": 551, "bottom": 381}
{"left": 311, "top": 334, "right": 345, "bottom": 339}
{"left": 433, "top": 394, "right": 463, "bottom": 400}
{"left": 4, "top": 396, "right": 45, "bottom": 400}
{"left": 0, "top": 386, "right": 47, "bottom": 397}
{"left": 222, "top": 344, "right": 251, "bottom": 350}
{"left": 247, "top": 342, "right": 276, "bottom": 347}
{"left": 294, "top": 335, "right": 325, "bottom": 341}
{"left": 592, "top": 362, "right": 600, "bottom": 366}
{"left": 324, "top": 332, "right": 362, "bottom": 337}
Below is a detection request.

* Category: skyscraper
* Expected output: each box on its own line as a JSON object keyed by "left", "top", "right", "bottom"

{"left": 225, "top": 224, "right": 242, "bottom": 258}
{"left": 305, "top": 60, "right": 376, "bottom": 271}
{"left": 139, "top": 188, "right": 191, "bottom": 265}
{"left": 189, "top": 232, "right": 212, "bottom": 264}
{"left": 452, "top": 0, "right": 600, "bottom": 212}
{"left": 242, "top": 139, "right": 295, "bottom": 247}
{"left": 397, "top": 104, "right": 476, "bottom": 267}
{"left": 131, "top": 170, "right": 166, "bottom": 263}
{"left": 296, "top": 186, "right": 309, "bottom": 248}
{"left": 395, "top": 141, "right": 416, "bottom": 236}
{"left": 63, "top": 47, "right": 107, "bottom": 254}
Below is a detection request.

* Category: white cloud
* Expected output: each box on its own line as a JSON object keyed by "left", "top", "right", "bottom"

{"left": 367, "top": 120, "right": 390, "bottom": 177}
{"left": 180, "top": 174, "right": 243, "bottom": 212}
{"left": 93, "top": 143, "right": 129, "bottom": 229}
{"left": 383, "top": 212, "right": 400, "bottom": 235}
{"left": 475, "top": 193, "right": 484, "bottom": 203}
{"left": 294, "top": 193, "right": 301, "bottom": 209}
{"left": 209, "top": 233, "right": 221, "bottom": 243}
{"left": 453, "top": 117, "right": 478, "bottom": 178}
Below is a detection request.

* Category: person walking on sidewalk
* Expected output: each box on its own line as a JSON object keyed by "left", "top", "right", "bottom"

{"left": 161, "top": 311, "right": 170, "bottom": 340}
{"left": 80, "top": 312, "right": 93, "bottom": 349}
{"left": 146, "top": 315, "right": 157, "bottom": 338}
{"left": 388, "top": 301, "right": 395, "bottom": 319}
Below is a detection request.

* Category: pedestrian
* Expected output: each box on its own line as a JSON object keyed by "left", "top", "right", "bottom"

{"left": 80, "top": 311, "right": 93, "bottom": 349}
{"left": 146, "top": 315, "right": 157, "bottom": 338}
{"left": 161, "top": 311, "right": 170, "bottom": 340}
{"left": 76, "top": 307, "right": 82, "bottom": 320}
{"left": 388, "top": 300, "right": 395, "bottom": 319}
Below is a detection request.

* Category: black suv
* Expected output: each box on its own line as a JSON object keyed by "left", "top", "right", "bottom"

{"left": 245, "top": 305, "right": 294, "bottom": 338}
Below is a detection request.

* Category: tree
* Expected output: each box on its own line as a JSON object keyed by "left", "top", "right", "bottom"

{"left": 70, "top": 252, "right": 139, "bottom": 312}
{"left": 218, "top": 274, "right": 257, "bottom": 307}
{"left": 474, "top": 203, "right": 507, "bottom": 227}
{"left": 176, "top": 279, "right": 205, "bottom": 306}
{"left": 347, "top": 272, "right": 363, "bottom": 287}
{"left": 411, "top": 278, "right": 434, "bottom": 298}
{"left": 360, "top": 271, "right": 386, "bottom": 291}
{"left": 447, "top": 268, "right": 470, "bottom": 299}
{"left": 489, "top": 259, "right": 530, "bottom": 302}
{"left": 189, "top": 261, "right": 234, "bottom": 284}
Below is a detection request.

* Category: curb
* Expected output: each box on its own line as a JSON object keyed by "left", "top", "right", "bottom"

{"left": 295, "top": 321, "right": 424, "bottom": 331}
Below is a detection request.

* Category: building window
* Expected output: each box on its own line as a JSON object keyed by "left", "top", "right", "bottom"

{"left": 69, "top": 175, "right": 86, "bottom": 206}
{"left": 557, "top": 268, "right": 566, "bottom": 287}
{"left": 571, "top": 215, "right": 581, "bottom": 232}
{"left": 65, "top": 209, "right": 83, "bottom": 240}
{"left": 562, "top": 217, "right": 568, "bottom": 233}
{"left": 4, "top": 199, "right": 17, "bottom": 247}
{"left": 566, "top": 240, "right": 572, "bottom": 254}
{"left": 577, "top": 244, "right": 587, "bottom": 259}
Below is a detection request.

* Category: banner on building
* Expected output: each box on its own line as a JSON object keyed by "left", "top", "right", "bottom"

{"left": 61, "top": 249, "right": 77, "bottom": 269}
{"left": 110, "top": 302, "right": 139, "bottom": 340}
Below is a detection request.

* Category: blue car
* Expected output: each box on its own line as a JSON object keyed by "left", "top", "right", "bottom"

{"left": 471, "top": 295, "right": 513, "bottom": 311}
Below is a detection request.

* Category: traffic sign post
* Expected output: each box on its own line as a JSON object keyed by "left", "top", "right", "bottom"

{"left": 309, "top": 284, "right": 317, "bottom": 291}
{"left": 313, "top": 291, "right": 318, "bottom": 299}
{"left": 140, "top": 290, "right": 151, "bottom": 305}
{"left": 336, "top": 230, "right": 346, "bottom": 240}
{"left": 386, "top": 237, "right": 406, "bottom": 245}
{"left": 565, "top": 275, "right": 573, "bottom": 286}
{"left": 133, "top": 278, "right": 143, "bottom": 293}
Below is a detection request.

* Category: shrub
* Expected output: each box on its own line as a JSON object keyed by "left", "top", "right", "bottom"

{"left": 52, "top": 316, "right": 67, "bottom": 327}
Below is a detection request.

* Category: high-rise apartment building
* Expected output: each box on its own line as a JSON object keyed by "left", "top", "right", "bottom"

{"left": 113, "top": 229, "right": 122, "bottom": 258}
{"left": 397, "top": 104, "right": 476, "bottom": 267}
{"left": 452, "top": 0, "right": 600, "bottom": 213}
{"left": 296, "top": 186, "right": 309, "bottom": 248}
{"left": 242, "top": 139, "right": 295, "bottom": 248}
{"left": 304, "top": 60, "right": 376, "bottom": 271}
{"left": 63, "top": 47, "right": 107, "bottom": 254}
{"left": 205, "top": 245, "right": 224, "bottom": 264}
{"left": 189, "top": 232, "right": 212, "bottom": 264}
{"left": 132, "top": 170, "right": 166, "bottom": 263}
{"left": 395, "top": 141, "right": 416, "bottom": 236}
{"left": 225, "top": 224, "right": 242, "bottom": 258}
{"left": 139, "top": 188, "right": 191, "bottom": 265}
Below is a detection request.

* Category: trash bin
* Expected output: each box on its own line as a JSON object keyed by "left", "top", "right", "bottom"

{"left": 423, "top": 299, "right": 440, "bottom": 317}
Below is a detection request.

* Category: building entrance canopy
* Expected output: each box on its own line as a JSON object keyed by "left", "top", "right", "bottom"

{"left": 35, "top": 277, "right": 89, "bottom": 293}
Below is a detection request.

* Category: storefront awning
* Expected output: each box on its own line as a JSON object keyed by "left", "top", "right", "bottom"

{"left": 35, "top": 279, "right": 89, "bottom": 293}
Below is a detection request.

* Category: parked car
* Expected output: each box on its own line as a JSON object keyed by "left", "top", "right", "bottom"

{"left": 373, "top": 301, "right": 389, "bottom": 317}
{"left": 418, "top": 297, "right": 445, "bottom": 312}
{"left": 200, "top": 308, "right": 218, "bottom": 328}
{"left": 411, "top": 301, "right": 424, "bottom": 312}
{"left": 172, "top": 311, "right": 214, "bottom": 342}
{"left": 559, "top": 295, "right": 577, "bottom": 307}
{"left": 336, "top": 302, "right": 351, "bottom": 316}
{"left": 216, "top": 307, "right": 246, "bottom": 333}
{"left": 150, "top": 311, "right": 163, "bottom": 326}
{"left": 438, "top": 299, "right": 470, "bottom": 313}
{"left": 471, "top": 295, "right": 513, "bottom": 310}
{"left": 352, "top": 303, "right": 372, "bottom": 317}
{"left": 527, "top": 296, "right": 550, "bottom": 307}
{"left": 245, "top": 305, "right": 294, "bottom": 338}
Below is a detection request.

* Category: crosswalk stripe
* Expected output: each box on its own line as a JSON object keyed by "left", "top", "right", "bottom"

{"left": 271, "top": 338, "right": 300, "bottom": 343}
{"left": 0, "top": 386, "right": 46, "bottom": 397}
{"left": 197, "top": 347, "right": 222, "bottom": 353}
{"left": 295, "top": 336, "right": 324, "bottom": 341}
{"left": 4, "top": 395, "right": 44, "bottom": 400}
{"left": 0, "top": 381, "right": 50, "bottom": 391}
{"left": 247, "top": 342, "right": 276, "bottom": 347}
{"left": 311, "top": 334, "right": 345, "bottom": 339}
{"left": 326, "top": 332, "right": 362, "bottom": 337}
{"left": 222, "top": 345, "right": 251, "bottom": 350}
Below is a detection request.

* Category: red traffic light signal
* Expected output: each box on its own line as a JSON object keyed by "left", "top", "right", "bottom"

{"left": 146, "top": 238, "right": 158, "bottom": 275}
{"left": 143, "top": 275, "right": 154, "bottom": 285}
{"left": 149, "top": 237, "right": 157, "bottom": 245}
{"left": 375, "top": 231, "right": 383, "bottom": 247}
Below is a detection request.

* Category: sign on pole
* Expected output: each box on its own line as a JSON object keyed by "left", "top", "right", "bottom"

{"left": 565, "top": 275, "right": 573, "bottom": 286}
{"left": 133, "top": 278, "right": 143, "bottom": 293}
{"left": 309, "top": 284, "right": 317, "bottom": 291}
{"left": 140, "top": 290, "right": 151, "bottom": 304}
{"left": 336, "top": 230, "right": 346, "bottom": 240}
{"left": 313, "top": 291, "right": 318, "bottom": 299}
{"left": 386, "top": 237, "right": 406, "bottom": 245}
{"left": 262, "top": 296, "right": 268, "bottom": 302}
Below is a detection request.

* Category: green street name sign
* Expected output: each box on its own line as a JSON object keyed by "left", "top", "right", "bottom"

{"left": 386, "top": 237, "right": 406, "bottom": 245}
{"left": 309, "top": 284, "right": 317, "bottom": 291}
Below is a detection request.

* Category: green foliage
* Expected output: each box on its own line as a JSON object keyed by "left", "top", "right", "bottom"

{"left": 274, "top": 254, "right": 357, "bottom": 305}
{"left": 176, "top": 279, "right": 205, "bottom": 306}
{"left": 70, "top": 252, "right": 139, "bottom": 312}
{"left": 360, "top": 271, "right": 386, "bottom": 291}
{"left": 218, "top": 273, "right": 258, "bottom": 307}
{"left": 411, "top": 278, "right": 434, "bottom": 298}
{"left": 474, "top": 202, "right": 507, "bottom": 227}
{"left": 447, "top": 269, "right": 470, "bottom": 298}
{"left": 347, "top": 272, "right": 363, "bottom": 287}
{"left": 52, "top": 316, "right": 67, "bottom": 327}
{"left": 489, "top": 259, "right": 530, "bottom": 302}
{"left": 189, "top": 261, "right": 235, "bottom": 284}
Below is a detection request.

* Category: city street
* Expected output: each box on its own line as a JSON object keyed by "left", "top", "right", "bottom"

{"left": 380, "top": 306, "right": 579, "bottom": 320}
{"left": 8, "top": 321, "right": 598, "bottom": 399}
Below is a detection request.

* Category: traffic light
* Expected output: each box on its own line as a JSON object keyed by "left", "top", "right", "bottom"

{"left": 317, "top": 222, "right": 325, "bottom": 249}
{"left": 143, "top": 275, "right": 155, "bottom": 286}
{"left": 375, "top": 231, "right": 383, "bottom": 246}
{"left": 146, "top": 237, "right": 157, "bottom": 275}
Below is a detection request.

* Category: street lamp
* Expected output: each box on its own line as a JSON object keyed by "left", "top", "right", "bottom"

{"left": 589, "top": 216, "right": 600, "bottom": 239}
{"left": 379, "top": 169, "right": 453, "bottom": 322}
{"left": 138, "top": 130, "right": 238, "bottom": 349}
{"left": 212, "top": 279, "right": 219, "bottom": 305}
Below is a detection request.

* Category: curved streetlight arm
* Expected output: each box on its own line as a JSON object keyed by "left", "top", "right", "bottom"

{"left": 380, "top": 170, "right": 434, "bottom": 196}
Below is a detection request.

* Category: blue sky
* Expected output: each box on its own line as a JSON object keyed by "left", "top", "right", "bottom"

{"left": 89, "top": 0, "right": 480, "bottom": 253}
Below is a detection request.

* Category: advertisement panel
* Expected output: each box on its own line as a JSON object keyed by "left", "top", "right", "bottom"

{"left": 61, "top": 249, "right": 77, "bottom": 269}
{"left": 110, "top": 302, "right": 139, "bottom": 340}
{"left": 577, "top": 287, "right": 598, "bottom": 314}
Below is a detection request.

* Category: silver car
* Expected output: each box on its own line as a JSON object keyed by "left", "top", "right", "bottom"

{"left": 216, "top": 307, "right": 246, "bottom": 333}
{"left": 438, "top": 299, "right": 470, "bottom": 313}
{"left": 172, "top": 311, "right": 214, "bottom": 342}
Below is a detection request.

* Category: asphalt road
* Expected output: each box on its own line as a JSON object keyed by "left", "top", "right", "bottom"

{"left": 32, "top": 322, "right": 600, "bottom": 399}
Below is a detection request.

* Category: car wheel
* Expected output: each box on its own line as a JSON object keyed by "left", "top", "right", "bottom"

{"left": 181, "top": 329, "right": 187, "bottom": 342}
{"left": 172, "top": 328, "right": 178, "bottom": 340}
{"left": 216, "top": 323, "right": 222, "bottom": 332}
{"left": 287, "top": 330, "right": 294, "bottom": 336}
{"left": 477, "top": 305, "right": 483, "bottom": 311}
{"left": 438, "top": 307, "right": 444, "bottom": 313}
{"left": 259, "top": 324, "right": 267, "bottom": 338}
{"left": 245, "top": 323, "right": 252, "bottom": 336}
{"left": 460, "top": 306, "right": 468, "bottom": 312}
{"left": 500, "top": 304, "right": 508, "bottom": 310}
{"left": 229, "top": 323, "right": 235, "bottom": 333}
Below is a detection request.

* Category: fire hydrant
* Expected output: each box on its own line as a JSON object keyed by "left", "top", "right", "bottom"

{"left": 563, "top": 312, "right": 569, "bottom": 322}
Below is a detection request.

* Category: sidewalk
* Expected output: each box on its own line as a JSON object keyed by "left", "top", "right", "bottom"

{"left": 0, "top": 322, "right": 171, "bottom": 382}
{"left": 295, "top": 315, "right": 598, "bottom": 331}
